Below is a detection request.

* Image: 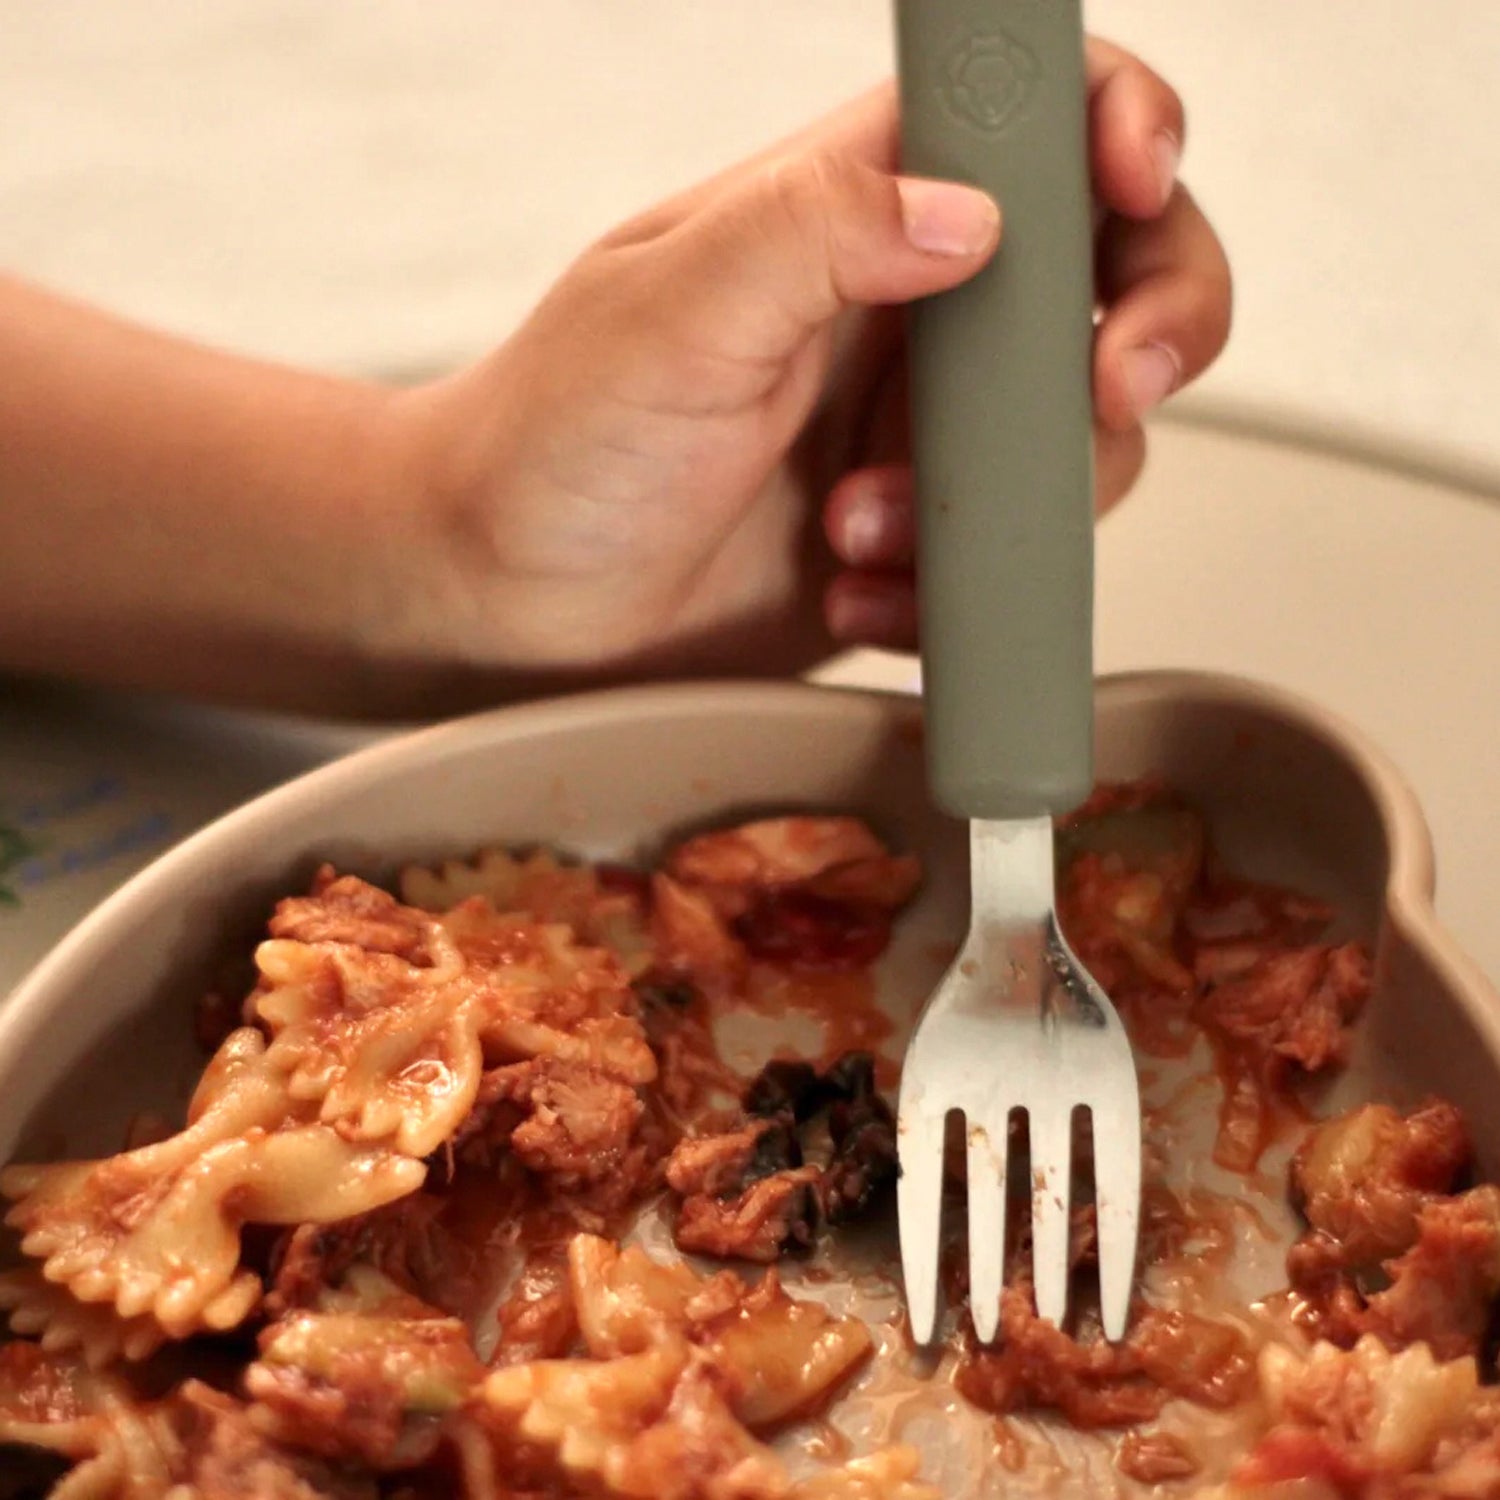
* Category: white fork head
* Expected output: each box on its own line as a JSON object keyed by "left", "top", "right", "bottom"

{"left": 896, "top": 820, "right": 1142, "bottom": 1346}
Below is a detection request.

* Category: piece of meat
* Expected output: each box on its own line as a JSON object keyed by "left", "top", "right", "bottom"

{"left": 265, "top": 1196, "right": 458, "bottom": 1319}
{"left": 674, "top": 1168, "right": 823, "bottom": 1264}
{"left": 665, "top": 818, "right": 918, "bottom": 972}
{"left": 733, "top": 892, "right": 897, "bottom": 972}
{"left": 1291, "top": 1100, "right": 1471, "bottom": 1265}
{"left": 269, "top": 870, "right": 434, "bottom": 962}
{"left": 1285, "top": 1101, "right": 1499, "bottom": 1360}
{"left": 1054, "top": 786, "right": 1205, "bottom": 1002}
{"left": 667, "top": 1116, "right": 817, "bottom": 1263}
{"left": 173, "top": 1381, "right": 378, "bottom": 1500}
{"left": 1232, "top": 1335, "right": 1496, "bottom": 1493}
{"left": 665, "top": 1119, "right": 803, "bottom": 1200}
{"left": 667, "top": 818, "right": 891, "bottom": 906}
{"left": 1058, "top": 853, "right": 1195, "bottom": 999}
{"left": 492, "top": 1254, "right": 578, "bottom": 1365}
{"left": 670, "top": 1054, "right": 896, "bottom": 1255}
{"left": 649, "top": 874, "right": 747, "bottom": 991}
{"left": 1195, "top": 943, "right": 1374, "bottom": 1173}
{"left": 1198, "top": 943, "right": 1370, "bottom": 1072}
{"left": 472, "top": 1059, "right": 645, "bottom": 1186}
{"left": 955, "top": 1291, "right": 1253, "bottom": 1429}
{"left": 1358, "top": 1187, "right": 1500, "bottom": 1361}
{"left": 1115, "top": 1431, "right": 1200, "bottom": 1483}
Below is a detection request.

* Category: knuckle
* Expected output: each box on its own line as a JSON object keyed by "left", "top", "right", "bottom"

{"left": 765, "top": 152, "right": 838, "bottom": 250}
{"left": 1132, "top": 55, "right": 1187, "bottom": 137}
{"left": 760, "top": 148, "right": 870, "bottom": 315}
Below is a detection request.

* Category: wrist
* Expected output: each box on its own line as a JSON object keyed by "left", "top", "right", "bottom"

{"left": 363, "top": 353, "right": 525, "bottom": 665}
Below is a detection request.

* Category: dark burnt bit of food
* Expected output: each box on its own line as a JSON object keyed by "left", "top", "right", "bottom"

{"left": 744, "top": 1060, "right": 825, "bottom": 1121}
{"left": 741, "top": 1050, "right": 878, "bottom": 1122}
{"left": 822, "top": 1050, "right": 878, "bottom": 1102}
{"left": 822, "top": 1091, "right": 898, "bottom": 1226}
{"left": 1482, "top": 1297, "right": 1500, "bottom": 1383}
{"left": 745, "top": 1115, "right": 804, "bottom": 1182}
{"left": 691, "top": 1051, "right": 897, "bottom": 1240}
{"left": 632, "top": 973, "right": 698, "bottom": 1015}
{"left": 733, "top": 891, "right": 895, "bottom": 971}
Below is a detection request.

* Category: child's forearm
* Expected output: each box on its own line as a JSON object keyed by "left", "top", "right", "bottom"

{"left": 0, "top": 275, "right": 436, "bottom": 714}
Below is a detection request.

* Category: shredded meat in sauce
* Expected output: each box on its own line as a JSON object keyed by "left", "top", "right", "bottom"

{"left": 3, "top": 793, "right": 1498, "bottom": 1500}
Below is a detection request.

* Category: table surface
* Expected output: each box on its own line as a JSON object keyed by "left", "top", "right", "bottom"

{"left": 3, "top": 420, "right": 1496, "bottom": 999}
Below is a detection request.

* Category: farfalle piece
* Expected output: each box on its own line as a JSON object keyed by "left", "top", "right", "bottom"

{"left": 253, "top": 880, "right": 654, "bottom": 1157}
{"left": 401, "top": 848, "right": 654, "bottom": 974}
{"left": 4, "top": 1121, "right": 424, "bottom": 1339}
{"left": 246, "top": 1266, "right": 483, "bottom": 1469}
{"left": 438, "top": 903, "right": 656, "bottom": 1084}
{"left": 255, "top": 934, "right": 490, "bottom": 1158}
{"left": 568, "top": 1236, "right": 871, "bottom": 1429}
{"left": 0, "top": 1268, "right": 165, "bottom": 1368}
{"left": 168, "top": 1379, "right": 384, "bottom": 1500}
{"left": 481, "top": 1343, "right": 788, "bottom": 1500}
{"left": 667, "top": 817, "right": 919, "bottom": 916}
{"left": 0, "top": 1340, "right": 177, "bottom": 1498}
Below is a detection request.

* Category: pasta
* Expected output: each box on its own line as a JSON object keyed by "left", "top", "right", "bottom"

{"left": 0, "top": 1270, "right": 165, "bottom": 1370}
{"left": 1205, "top": 1336, "right": 1500, "bottom": 1495}
{"left": 2, "top": 798, "right": 1499, "bottom": 1499}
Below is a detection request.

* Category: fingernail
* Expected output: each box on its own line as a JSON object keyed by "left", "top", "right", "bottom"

{"left": 1151, "top": 130, "right": 1181, "bottom": 206}
{"left": 838, "top": 493, "right": 887, "bottom": 567}
{"left": 1124, "top": 343, "right": 1182, "bottom": 417}
{"left": 897, "top": 178, "right": 1000, "bottom": 256}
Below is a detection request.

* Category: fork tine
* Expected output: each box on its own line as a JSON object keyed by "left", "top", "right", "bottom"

{"left": 1089, "top": 1095, "right": 1142, "bottom": 1342}
{"left": 1028, "top": 1106, "right": 1074, "bottom": 1330}
{"left": 965, "top": 1114, "right": 1009, "bottom": 1344}
{"left": 896, "top": 1102, "right": 948, "bottom": 1345}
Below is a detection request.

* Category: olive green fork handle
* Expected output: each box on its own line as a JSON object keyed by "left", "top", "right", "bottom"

{"left": 896, "top": 0, "right": 1095, "bottom": 819}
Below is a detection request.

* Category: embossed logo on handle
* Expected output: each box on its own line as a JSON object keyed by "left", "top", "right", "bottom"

{"left": 939, "top": 29, "right": 1040, "bottom": 135}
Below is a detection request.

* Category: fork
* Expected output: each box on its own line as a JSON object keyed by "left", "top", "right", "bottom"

{"left": 892, "top": 0, "right": 1143, "bottom": 1344}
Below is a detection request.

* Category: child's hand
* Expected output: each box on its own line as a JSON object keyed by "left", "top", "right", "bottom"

{"left": 0, "top": 41, "right": 1228, "bottom": 716}
{"left": 395, "top": 42, "right": 1230, "bottom": 688}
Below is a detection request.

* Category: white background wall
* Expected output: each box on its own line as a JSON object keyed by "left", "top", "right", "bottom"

{"left": 4, "top": 2, "right": 1497, "bottom": 488}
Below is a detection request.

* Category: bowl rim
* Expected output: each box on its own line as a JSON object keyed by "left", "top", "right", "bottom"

{"left": 1, "top": 668, "right": 1495, "bottom": 1077}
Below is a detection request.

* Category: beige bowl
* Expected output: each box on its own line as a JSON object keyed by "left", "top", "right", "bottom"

{"left": 3, "top": 669, "right": 1498, "bottom": 1491}
{"left": 1, "top": 669, "right": 1496, "bottom": 1167}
